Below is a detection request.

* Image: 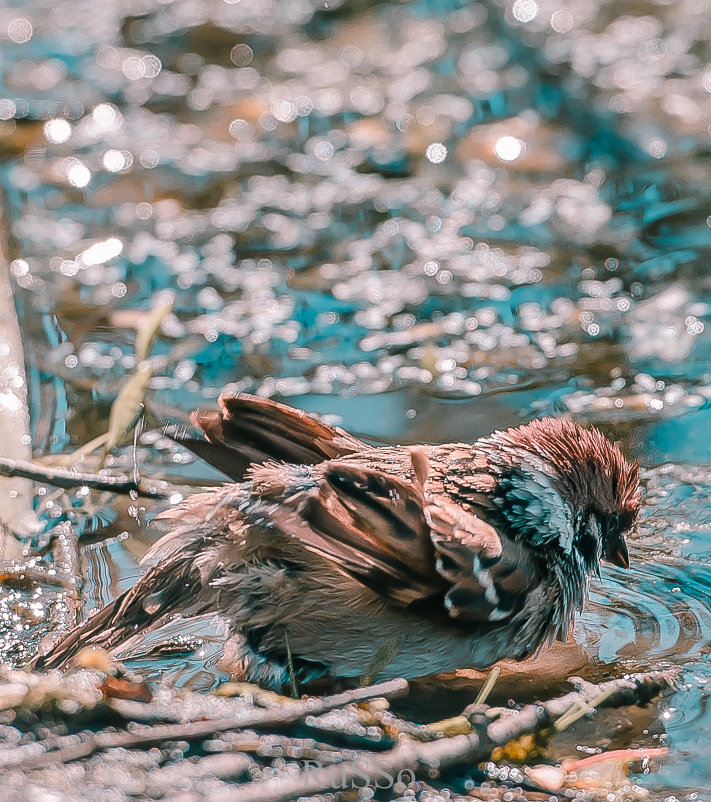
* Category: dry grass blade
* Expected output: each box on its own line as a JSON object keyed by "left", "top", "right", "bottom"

{"left": 103, "top": 365, "right": 152, "bottom": 460}
{"left": 284, "top": 631, "right": 299, "bottom": 699}
{"left": 362, "top": 635, "right": 403, "bottom": 685}
{"left": 134, "top": 300, "right": 173, "bottom": 364}
{"left": 215, "top": 682, "right": 294, "bottom": 706}
{"left": 425, "top": 713, "right": 471, "bottom": 736}
{"left": 426, "top": 668, "right": 500, "bottom": 736}
{"left": 554, "top": 686, "right": 617, "bottom": 732}
{"left": 60, "top": 432, "right": 109, "bottom": 466}
{"left": 474, "top": 666, "right": 500, "bottom": 706}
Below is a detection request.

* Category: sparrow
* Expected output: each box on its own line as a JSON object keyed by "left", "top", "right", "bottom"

{"left": 30, "top": 395, "right": 641, "bottom": 689}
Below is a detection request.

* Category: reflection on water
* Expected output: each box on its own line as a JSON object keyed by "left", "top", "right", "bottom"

{"left": 1, "top": 0, "right": 711, "bottom": 794}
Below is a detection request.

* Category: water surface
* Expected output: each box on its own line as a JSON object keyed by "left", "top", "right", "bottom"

{"left": 1, "top": 0, "right": 711, "bottom": 795}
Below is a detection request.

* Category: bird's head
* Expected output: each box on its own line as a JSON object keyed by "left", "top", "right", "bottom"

{"left": 476, "top": 417, "right": 641, "bottom": 577}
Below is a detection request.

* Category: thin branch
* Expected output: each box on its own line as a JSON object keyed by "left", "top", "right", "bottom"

{"left": 0, "top": 561, "right": 75, "bottom": 589}
{"left": 218, "top": 732, "right": 483, "bottom": 802}
{"left": 564, "top": 746, "right": 669, "bottom": 773}
{"left": 148, "top": 751, "right": 254, "bottom": 793}
{"left": 0, "top": 456, "right": 170, "bottom": 499}
{"left": 9, "top": 678, "right": 409, "bottom": 770}
{"left": 545, "top": 671, "right": 678, "bottom": 716}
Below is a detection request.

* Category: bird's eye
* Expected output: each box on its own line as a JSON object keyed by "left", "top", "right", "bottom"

{"left": 606, "top": 514, "right": 622, "bottom": 539}
{"left": 617, "top": 512, "right": 635, "bottom": 534}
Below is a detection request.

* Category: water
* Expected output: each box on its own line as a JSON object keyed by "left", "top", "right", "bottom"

{"left": 1, "top": 0, "right": 711, "bottom": 794}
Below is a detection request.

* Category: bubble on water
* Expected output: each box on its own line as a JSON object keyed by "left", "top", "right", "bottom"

{"left": 551, "top": 10, "right": 574, "bottom": 32}
{"left": 140, "top": 149, "right": 160, "bottom": 168}
{"left": 512, "top": 0, "right": 538, "bottom": 23}
{"left": 123, "top": 57, "right": 144, "bottom": 80}
{"left": 230, "top": 44, "right": 253, "bottom": 66}
{"left": 313, "top": 141, "right": 334, "bottom": 161}
{"left": 8, "top": 18, "right": 32, "bottom": 44}
{"left": 92, "top": 103, "right": 122, "bottom": 132}
{"left": 425, "top": 142, "right": 447, "bottom": 163}
{"left": 65, "top": 159, "right": 91, "bottom": 188}
{"left": 0, "top": 98, "right": 16, "bottom": 120}
{"left": 78, "top": 237, "right": 123, "bottom": 266}
{"left": 648, "top": 138, "right": 667, "bottom": 158}
{"left": 143, "top": 55, "right": 162, "bottom": 78}
{"left": 10, "top": 259, "right": 29, "bottom": 277}
{"left": 103, "top": 149, "right": 132, "bottom": 172}
{"left": 494, "top": 135, "right": 524, "bottom": 161}
{"left": 43, "top": 119, "right": 72, "bottom": 144}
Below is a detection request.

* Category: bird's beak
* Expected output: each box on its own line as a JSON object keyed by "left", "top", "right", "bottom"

{"left": 604, "top": 535, "right": 629, "bottom": 569}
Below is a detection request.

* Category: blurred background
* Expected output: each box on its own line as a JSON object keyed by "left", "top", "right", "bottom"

{"left": 0, "top": 0, "right": 710, "bottom": 794}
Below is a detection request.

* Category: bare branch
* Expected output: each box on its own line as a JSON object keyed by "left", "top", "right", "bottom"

{"left": 218, "top": 670, "right": 678, "bottom": 802}
{"left": 9, "top": 677, "right": 409, "bottom": 770}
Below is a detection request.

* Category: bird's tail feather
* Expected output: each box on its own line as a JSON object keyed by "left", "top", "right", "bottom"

{"left": 172, "top": 393, "right": 367, "bottom": 481}
{"left": 28, "top": 553, "right": 201, "bottom": 671}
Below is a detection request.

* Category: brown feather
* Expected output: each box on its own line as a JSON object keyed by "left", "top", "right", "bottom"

{"left": 28, "top": 552, "right": 203, "bottom": 670}
{"left": 270, "top": 452, "right": 540, "bottom": 623}
{"left": 177, "top": 394, "right": 367, "bottom": 480}
{"left": 482, "top": 416, "right": 641, "bottom": 525}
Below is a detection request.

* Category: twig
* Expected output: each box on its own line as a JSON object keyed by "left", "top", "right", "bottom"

{"left": 475, "top": 667, "right": 500, "bottom": 706}
{"left": 355, "top": 705, "right": 438, "bottom": 742}
{"left": 202, "top": 731, "right": 344, "bottom": 761}
{"left": 545, "top": 671, "right": 678, "bottom": 717}
{"left": 215, "top": 670, "right": 677, "bottom": 802}
{"left": 564, "top": 746, "right": 669, "bottom": 773}
{"left": 0, "top": 456, "right": 170, "bottom": 499}
{"left": 9, "top": 678, "right": 409, "bottom": 770}
{"left": 216, "top": 732, "right": 481, "bottom": 802}
{"left": 284, "top": 631, "right": 299, "bottom": 699}
{"left": 554, "top": 686, "right": 617, "bottom": 731}
{"left": 0, "top": 560, "right": 75, "bottom": 589}
{"left": 148, "top": 751, "right": 253, "bottom": 793}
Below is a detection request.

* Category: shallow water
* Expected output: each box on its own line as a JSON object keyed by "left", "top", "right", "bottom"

{"left": 1, "top": 0, "right": 711, "bottom": 795}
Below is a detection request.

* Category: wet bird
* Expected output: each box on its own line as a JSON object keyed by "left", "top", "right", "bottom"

{"left": 31, "top": 395, "right": 641, "bottom": 688}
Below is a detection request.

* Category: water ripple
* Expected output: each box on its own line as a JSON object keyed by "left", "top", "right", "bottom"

{"left": 578, "top": 464, "right": 711, "bottom": 671}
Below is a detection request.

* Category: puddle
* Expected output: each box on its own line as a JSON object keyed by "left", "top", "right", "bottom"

{"left": 1, "top": 0, "right": 711, "bottom": 795}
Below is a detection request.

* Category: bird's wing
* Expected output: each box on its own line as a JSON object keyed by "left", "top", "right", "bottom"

{"left": 423, "top": 491, "right": 541, "bottom": 622}
{"left": 271, "top": 450, "right": 541, "bottom": 621}
{"left": 173, "top": 393, "right": 367, "bottom": 480}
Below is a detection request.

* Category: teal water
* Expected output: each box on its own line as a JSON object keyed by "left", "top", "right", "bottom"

{"left": 1, "top": 0, "right": 711, "bottom": 795}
